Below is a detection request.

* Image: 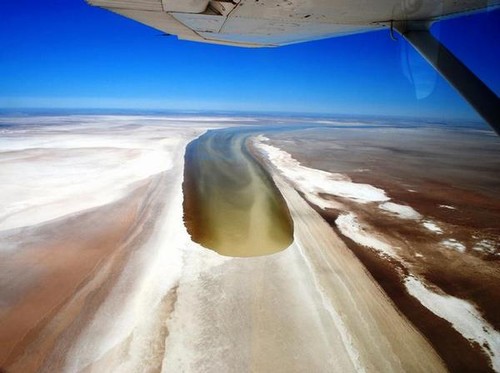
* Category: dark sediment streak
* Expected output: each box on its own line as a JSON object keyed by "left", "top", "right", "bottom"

{"left": 319, "top": 207, "right": 493, "bottom": 373}
{"left": 265, "top": 126, "right": 500, "bottom": 372}
{"left": 183, "top": 129, "right": 293, "bottom": 257}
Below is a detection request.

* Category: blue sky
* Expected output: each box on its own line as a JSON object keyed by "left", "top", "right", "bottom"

{"left": 0, "top": 1, "right": 499, "bottom": 121}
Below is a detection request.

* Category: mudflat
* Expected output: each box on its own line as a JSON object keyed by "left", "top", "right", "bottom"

{"left": 256, "top": 124, "right": 500, "bottom": 372}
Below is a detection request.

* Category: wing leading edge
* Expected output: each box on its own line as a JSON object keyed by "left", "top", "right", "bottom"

{"left": 85, "top": 0, "right": 499, "bottom": 47}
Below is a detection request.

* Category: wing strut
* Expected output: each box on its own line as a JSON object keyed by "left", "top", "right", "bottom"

{"left": 395, "top": 21, "right": 500, "bottom": 135}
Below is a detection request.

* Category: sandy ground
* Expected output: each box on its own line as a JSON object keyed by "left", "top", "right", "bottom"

{"left": 2, "top": 116, "right": 483, "bottom": 372}
{"left": 0, "top": 116, "right": 208, "bottom": 371}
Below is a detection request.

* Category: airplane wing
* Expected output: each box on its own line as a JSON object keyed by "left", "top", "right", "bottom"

{"left": 85, "top": 0, "right": 498, "bottom": 47}
{"left": 86, "top": 0, "right": 500, "bottom": 133}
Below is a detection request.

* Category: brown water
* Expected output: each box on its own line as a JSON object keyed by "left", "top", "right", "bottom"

{"left": 183, "top": 128, "right": 293, "bottom": 257}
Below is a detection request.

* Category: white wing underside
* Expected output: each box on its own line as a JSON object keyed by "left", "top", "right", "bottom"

{"left": 87, "top": 0, "right": 499, "bottom": 47}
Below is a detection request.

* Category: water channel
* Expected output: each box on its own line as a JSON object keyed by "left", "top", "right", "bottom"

{"left": 183, "top": 126, "right": 294, "bottom": 257}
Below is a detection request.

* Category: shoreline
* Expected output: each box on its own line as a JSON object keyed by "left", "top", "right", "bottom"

{"left": 252, "top": 131, "right": 500, "bottom": 372}
{"left": 0, "top": 119, "right": 208, "bottom": 371}
{"left": 249, "top": 136, "right": 447, "bottom": 372}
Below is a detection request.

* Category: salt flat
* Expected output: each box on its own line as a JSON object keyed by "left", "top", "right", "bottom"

{"left": 1, "top": 115, "right": 497, "bottom": 372}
